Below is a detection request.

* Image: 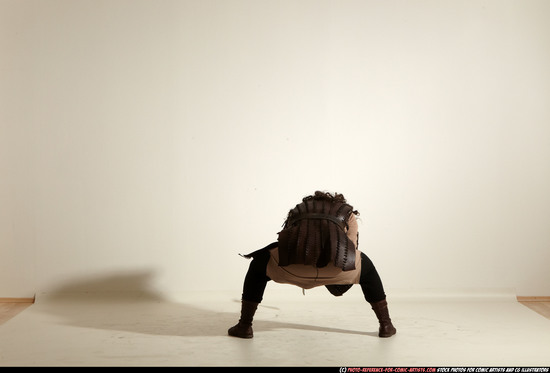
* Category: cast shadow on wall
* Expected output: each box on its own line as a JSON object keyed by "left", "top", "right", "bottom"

{"left": 37, "top": 270, "right": 378, "bottom": 338}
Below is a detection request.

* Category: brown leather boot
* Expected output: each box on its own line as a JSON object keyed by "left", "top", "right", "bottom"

{"left": 228, "top": 300, "right": 259, "bottom": 338}
{"left": 370, "top": 299, "right": 397, "bottom": 337}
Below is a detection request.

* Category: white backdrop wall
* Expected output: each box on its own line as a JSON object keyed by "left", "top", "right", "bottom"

{"left": 1, "top": 0, "right": 549, "bottom": 299}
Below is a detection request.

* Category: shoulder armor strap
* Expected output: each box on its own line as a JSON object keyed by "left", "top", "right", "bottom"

{"left": 287, "top": 213, "right": 346, "bottom": 230}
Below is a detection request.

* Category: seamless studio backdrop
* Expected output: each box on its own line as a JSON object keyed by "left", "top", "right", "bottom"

{"left": 1, "top": 0, "right": 549, "bottom": 300}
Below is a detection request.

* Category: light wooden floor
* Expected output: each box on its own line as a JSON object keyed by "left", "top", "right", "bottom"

{"left": 1, "top": 298, "right": 549, "bottom": 326}
{"left": 518, "top": 299, "right": 550, "bottom": 320}
{"left": 0, "top": 301, "right": 34, "bottom": 326}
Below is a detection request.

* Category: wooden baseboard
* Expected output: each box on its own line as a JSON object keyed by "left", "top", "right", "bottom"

{"left": 0, "top": 297, "right": 35, "bottom": 303}
{"left": 517, "top": 296, "right": 550, "bottom": 302}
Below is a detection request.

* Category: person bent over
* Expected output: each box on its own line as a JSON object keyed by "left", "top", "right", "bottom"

{"left": 228, "top": 191, "right": 396, "bottom": 338}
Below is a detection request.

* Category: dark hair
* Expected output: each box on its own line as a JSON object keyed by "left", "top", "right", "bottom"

{"left": 284, "top": 191, "right": 359, "bottom": 226}
{"left": 303, "top": 191, "right": 359, "bottom": 215}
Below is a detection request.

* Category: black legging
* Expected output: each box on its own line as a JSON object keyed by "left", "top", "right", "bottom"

{"left": 241, "top": 249, "right": 387, "bottom": 304}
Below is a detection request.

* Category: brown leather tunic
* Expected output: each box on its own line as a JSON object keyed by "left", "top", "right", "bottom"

{"left": 266, "top": 214, "right": 362, "bottom": 289}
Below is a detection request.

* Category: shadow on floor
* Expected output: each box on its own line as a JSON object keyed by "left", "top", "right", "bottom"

{"left": 36, "top": 271, "right": 379, "bottom": 338}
